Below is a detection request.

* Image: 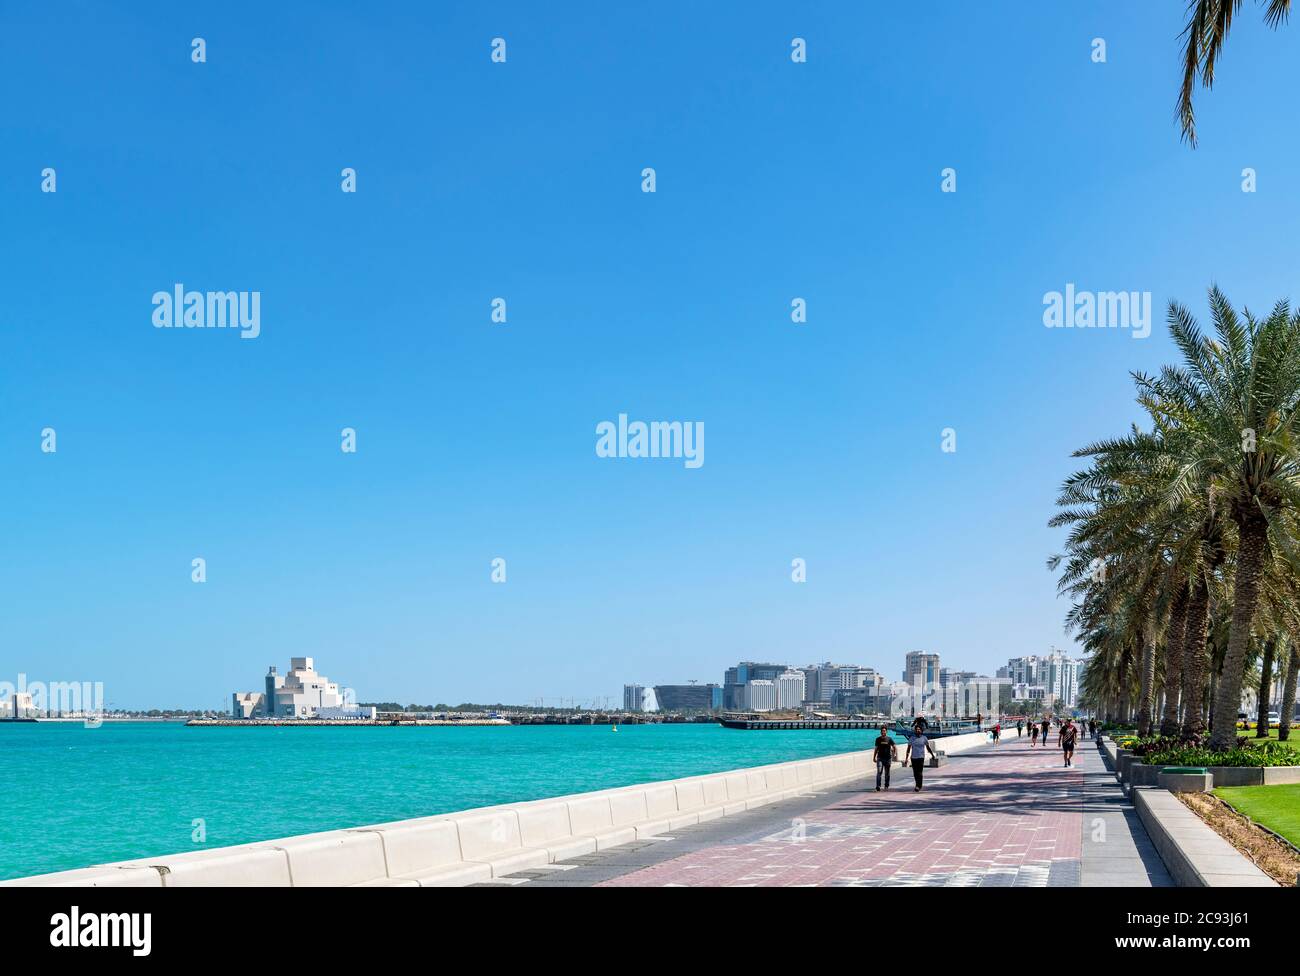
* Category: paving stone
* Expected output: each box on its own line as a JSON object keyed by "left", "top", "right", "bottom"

{"left": 520, "top": 736, "right": 1171, "bottom": 887}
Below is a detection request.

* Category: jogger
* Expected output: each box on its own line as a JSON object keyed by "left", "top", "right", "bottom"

{"left": 1061, "top": 719, "right": 1078, "bottom": 767}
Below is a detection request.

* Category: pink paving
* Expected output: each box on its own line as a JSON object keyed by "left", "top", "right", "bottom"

{"left": 599, "top": 734, "right": 1084, "bottom": 887}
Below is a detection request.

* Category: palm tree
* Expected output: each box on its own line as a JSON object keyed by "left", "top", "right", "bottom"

{"left": 1139, "top": 290, "right": 1300, "bottom": 748}
{"left": 1279, "top": 639, "right": 1299, "bottom": 740}
{"left": 1181, "top": 516, "right": 1226, "bottom": 735}
{"left": 1179, "top": 1, "right": 1293, "bottom": 146}
{"left": 1051, "top": 436, "right": 1186, "bottom": 737}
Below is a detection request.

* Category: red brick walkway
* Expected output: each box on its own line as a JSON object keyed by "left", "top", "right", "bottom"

{"left": 599, "top": 734, "right": 1086, "bottom": 887}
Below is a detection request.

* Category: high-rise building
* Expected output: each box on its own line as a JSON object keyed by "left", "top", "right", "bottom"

{"left": 775, "top": 670, "right": 806, "bottom": 709}
{"left": 903, "top": 652, "right": 941, "bottom": 689}
{"left": 623, "top": 684, "right": 645, "bottom": 712}
{"left": 1003, "top": 650, "right": 1080, "bottom": 707}
{"left": 741, "top": 680, "right": 777, "bottom": 713}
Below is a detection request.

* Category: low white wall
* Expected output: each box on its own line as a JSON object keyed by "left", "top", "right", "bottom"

{"left": 4, "top": 730, "right": 996, "bottom": 888}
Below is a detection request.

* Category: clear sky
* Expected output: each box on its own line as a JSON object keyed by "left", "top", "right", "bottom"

{"left": 4, "top": 2, "right": 1300, "bottom": 709}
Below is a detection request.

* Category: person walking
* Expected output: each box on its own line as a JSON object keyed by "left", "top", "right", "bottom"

{"left": 873, "top": 725, "right": 897, "bottom": 791}
{"left": 1016, "top": 720, "right": 1023, "bottom": 738}
{"left": 1061, "top": 719, "right": 1078, "bottom": 767}
{"left": 906, "top": 721, "right": 938, "bottom": 792}
{"left": 991, "top": 723, "right": 1001, "bottom": 746}
{"left": 1030, "top": 722, "right": 1039, "bottom": 746}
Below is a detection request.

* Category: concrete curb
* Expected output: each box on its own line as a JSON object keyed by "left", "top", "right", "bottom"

{"left": 1132, "top": 787, "right": 1277, "bottom": 887}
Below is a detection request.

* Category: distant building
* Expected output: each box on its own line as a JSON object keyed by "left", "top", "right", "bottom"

{"left": 623, "top": 684, "right": 645, "bottom": 712}
{"left": 796, "top": 663, "right": 880, "bottom": 702}
{"left": 653, "top": 683, "right": 720, "bottom": 713}
{"left": 940, "top": 668, "right": 977, "bottom": 688}
{"left": 0, "top": 692, "right": 36, "bottom": 720}
{"left": 775, "top": 670, "right": 806, "bottom": 709}
{"left": 1012, "top": 683, "right": 1049, "bottom": 704}
{"left": 903, "top": 652, "right": 941, "bottom": 689}
{"left": 1003, "top": 651, "right": 1079, "bottom": 707}
{"left": 232, "top": 657, "right": 373, "bottom": 720}
{"left": 723, "top": 663, "right": 788, "bottom": 710}
{"left": 231, "top": 692, "right": 264, "bottom": 719}
{"left": 741, "top": 680, "right": 777, "bottom": 713}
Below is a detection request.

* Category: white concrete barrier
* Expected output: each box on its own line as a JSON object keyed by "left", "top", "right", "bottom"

{"left": 4, "top": 730, "right": 998, "bottom": 888}
{"left": 1134, "top": 787, "right": 1276, "bottom": 887}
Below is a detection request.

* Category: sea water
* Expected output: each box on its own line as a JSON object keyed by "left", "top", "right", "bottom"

{"left": 0, "top": 721, "right": 880, "bottom": 880}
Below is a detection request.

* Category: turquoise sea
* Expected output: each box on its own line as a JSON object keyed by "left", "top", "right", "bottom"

{"left": 0, "top": 721, "right": 883, "bottom": 880}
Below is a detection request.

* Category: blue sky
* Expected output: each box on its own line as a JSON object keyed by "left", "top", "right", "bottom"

{"left": 3, "top": 2, "right": 1299, "bottom": 709}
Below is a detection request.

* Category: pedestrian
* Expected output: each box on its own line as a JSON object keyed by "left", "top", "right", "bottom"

{"left": 906, "top": 721, "right": 938, "bottom": 792}
{"left": 1016, "top": 720, "right": 1023, "bottom": 738}
{"left": 873, "top": 724, "right": 897, "bottom": 791}
{"left": 992, "top": 723, "right": 1001, "bottom": 745}
{"left": 1030, "top": 722, "right": 1038, "bottom": 746}
{"left": 1061, "top": 719, "right": 1078, "bottom": 767}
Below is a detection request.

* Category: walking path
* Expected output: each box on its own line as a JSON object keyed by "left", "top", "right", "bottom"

{"left": 485, "top": 733, "right": 1171, "bottom": 887}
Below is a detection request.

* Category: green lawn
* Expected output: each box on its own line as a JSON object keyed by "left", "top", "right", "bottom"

{"left": 1236, "top": 725, "right": 1300, "bottom": 744}
{"left": 1213, "top": 784, "right": 1300, "bottom": 848}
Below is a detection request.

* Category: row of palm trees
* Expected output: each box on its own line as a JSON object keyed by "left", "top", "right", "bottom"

{"left": 1050, "top": 288, "right": 1300, "bottom": 749}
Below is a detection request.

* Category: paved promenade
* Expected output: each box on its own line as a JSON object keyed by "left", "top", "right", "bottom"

{"left": 484, "top": 733, "right": 1171, "bottom": 887}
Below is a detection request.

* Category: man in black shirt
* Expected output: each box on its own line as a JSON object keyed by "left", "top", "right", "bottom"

{"left": 873, "top": 725, "right": 897, "bottom": 791}
{"left": 1061, "top": 720, "right": 1078, "bottom": 767}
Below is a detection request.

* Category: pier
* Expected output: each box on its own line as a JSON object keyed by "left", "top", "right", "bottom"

{"left": 719, "top": 718, "right": 883, "bottom": 730}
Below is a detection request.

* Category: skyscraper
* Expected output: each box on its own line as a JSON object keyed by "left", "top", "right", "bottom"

{"left": 903, "top": 652, "right": 941, "bottom": 689}
{"left": 623, "top": 684, "right": 645, "bottom": 712}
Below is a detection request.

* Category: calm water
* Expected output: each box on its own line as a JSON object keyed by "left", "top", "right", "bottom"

{"left": 0, "top": 721, "right": 882, "bottom": 880}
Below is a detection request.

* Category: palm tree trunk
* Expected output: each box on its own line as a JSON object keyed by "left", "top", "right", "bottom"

{"left": 1210, "top": 512, "right": 1270, "bottom": 750}
{"left": 1181, "top": 574, "right": 1211, "bottom": 736}
{"left": 1161, "top": 585, "right": 1189, "bottom": 736}
{"left": 1256, "top": 636, "right": 1276, "bottom": 737}
{"left": 1137, "top": 627, "right": 1156, "bottom": 738}
{"left": 1279, "top": 640, "right": 1298, "bottom": 742}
